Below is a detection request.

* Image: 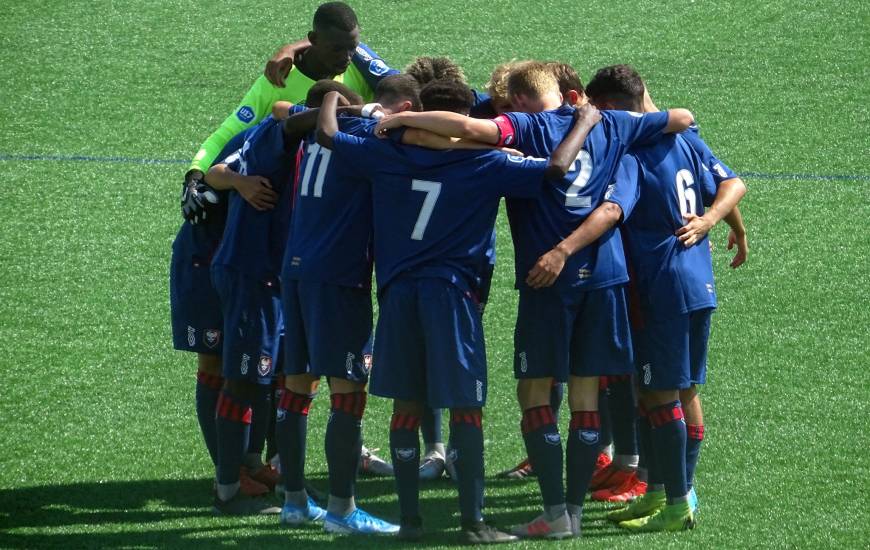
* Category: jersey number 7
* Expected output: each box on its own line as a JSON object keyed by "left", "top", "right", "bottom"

{"left": 410, "top": 179, "right": 441, "bottom": 240}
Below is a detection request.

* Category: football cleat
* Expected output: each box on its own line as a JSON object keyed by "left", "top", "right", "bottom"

{"left": 398, "top": 516, "right": 424, "bottom": 541}
{"left": 496, "top": 457, "right": 534, "bottom": 479}
{"left": 591, "top": 472, "right": 646, "bottom": 502}
{"left": 618, "top": 502, "right": 694, "bottom": 532}
{"left": 688, "top": 487, "right": 698, "bottom": 513}
{"left": 359, "top": 446, "right": 394, "bottom": 476}
{"left": 238, "top": 469, "right": 270, "bottom": 497}
{"left": 606, "top": 489, "right": 665, "bottom": 523}
{"left": 323, "top": 508, "right": 400, "bottom": 535}
{"left": 418, "top": 450, "right": 446, "bottom": 481}
{"left": 244, "top": 463, "right": 280, "bottom": 490}
{"left": 280, "top": 496, "right": 327, "bottom": 526}
{"left": 568, "top": 512, "right": 582, "bottom": 537}
{"left": 510, "top": 512, "right": 573, "bottom": 539}
{"left": 462, "top": 520, "right": 518, "bottom": 544}
{"left": 589, "top": 463, "right": 634, "bottom": 492}
{"left": 213, "top": 492, "right": 281, "bottom": 516}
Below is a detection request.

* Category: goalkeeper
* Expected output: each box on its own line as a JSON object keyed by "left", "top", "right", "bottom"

{"left": 182, "top": 1, "right": 398, "bottom": 220}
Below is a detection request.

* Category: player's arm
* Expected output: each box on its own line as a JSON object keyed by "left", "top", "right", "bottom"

{"left": 676, "top": 176, "right": 747, "bottom": 247}
{"left": 544, "top": 105, "right": 601, "bottom": 180}
{"left": 206, "top": 162, "right": 278, "bottom": 212}
{"left": 264, "top": 38, "right": 311, "bottom": 87}
{"left": 375, "top": 111, "right": 501, "bottom": 144}
{"left": 723, "top": 205, "right": 748, "bottom": 268}
{"left": 315, "top": 91, "right": 351, "bottom": 149}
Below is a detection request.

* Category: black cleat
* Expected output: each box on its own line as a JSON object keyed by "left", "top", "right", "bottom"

{"left": 462, "top": 520, "right": 518, "bottom": 545}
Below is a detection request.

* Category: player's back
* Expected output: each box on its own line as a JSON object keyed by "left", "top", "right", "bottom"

{"left": 501, "top": 106, "right": 669, "bottom": 292}
{"left": 624, "top": 134, "right": 719, "bottom": 316}
{"left": 283, "top": 116, "right": 376, "bottom": 288}
{"left": 329, "top": 131, "right": 547, "bottom": 294}
{"left": 213, "top": 116, "right": 299, "bottom": 279}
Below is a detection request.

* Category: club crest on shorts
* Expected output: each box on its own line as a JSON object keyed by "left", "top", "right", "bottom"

{"left": 394, "top": 448, "right": 417, "bottom": 462}
{"left": 579, "top": 430, "right": 599, "bottom": 445}
{"left": 204, "top": 329, "right": 221, "bottom": 349}
{"left": 240, "top": 353, "right": 251, "bottom": 375}
{"left": 258, "top": 355, "right": 273, "bottom": 377}
{"left": 363, "top": 354, "right": 372, "bottom": 372}
{"left": 544, "top": 433, "right": 561, "bottom": 445}
{"left": 187, "top": 326, "right": 196, "bottom": 347}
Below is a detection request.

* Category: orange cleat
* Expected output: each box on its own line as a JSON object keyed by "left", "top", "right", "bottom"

{"left": 592, "top": 471, "right": 647, "bottom": 502}
{"left": 245, "top": 463, "right": 280, "bottom": 490}
{"left": 497, "top": 457, "right": 535, "bottom": 479}
{"left": 239, "top": 468, "right": 270, "bottom": 496}
{"left": 590, "top": 463, "right": 635, "bottom": 492}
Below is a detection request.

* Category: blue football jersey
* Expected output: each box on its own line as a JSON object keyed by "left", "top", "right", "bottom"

{"left": 351, "top": 43, "right": 400, "bottom": 90}
{"left": 680, "top": 125, "right": 738, "bottom": 187}
{"left": 211, "top": 114, "right": 302, "bottom": 278}
{"left": 282, "top": 116, "right": 377, "bottom": 288}
{"left": 330, "top": 131, "right": 549, "bottom": 294}
{"left": 496, "top": 106, "right": 669, "bottom": 292}
{"left": 622, "top": 134, "right": 720, "bottom": 317}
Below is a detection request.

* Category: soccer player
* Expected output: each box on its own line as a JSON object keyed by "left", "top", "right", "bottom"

{"left": 373, "top": 61, "right": 695, "bottom": 538}
{"left": 203, "top": 101, "right": 310, "bottom": 515}
{"left": 276, "top": 75, "right": 423, "bottom": 535}
{"left": 583, "top": 64, "right": 747, "bottom": 532}
{"left": 320, "top": 84, "right": 602, "bottom": 543}
{"left": 182, "top": 2, "right": 397, "bottom": 221}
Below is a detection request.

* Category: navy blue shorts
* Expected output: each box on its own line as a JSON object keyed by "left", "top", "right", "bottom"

{"left": 513, "top": 285, "right": 634, "bottom": 382}
{"left": 633, "top": 308, "right": 713, "bottom": 390}
{"left": 211, "top": 266, "right": 282, "bottom": 384}
{"left": 282, "top": 280, "right": 372, "bottom": 383}
{"left": 370, "top": 277, "right": 487, "bottom": 409}
{"left": 169, "top": 252, "right": 223, "bottom": 355}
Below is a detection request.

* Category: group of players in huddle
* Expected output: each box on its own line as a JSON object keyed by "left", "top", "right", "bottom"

{"left": 170, "top": 1, "right": 748, "bottom": 544}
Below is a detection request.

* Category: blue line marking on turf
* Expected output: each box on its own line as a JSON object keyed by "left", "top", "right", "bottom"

{"left": 0, "top": 153, "right": 868, "bottom": 181}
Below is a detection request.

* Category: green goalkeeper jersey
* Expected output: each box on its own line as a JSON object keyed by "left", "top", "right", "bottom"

{"left": 189, "top": 44, "right": 395, "bottom": 173}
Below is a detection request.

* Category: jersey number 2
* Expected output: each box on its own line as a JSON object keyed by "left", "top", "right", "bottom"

{"left": 411, "top": 179, "right": 441, "bottom": 240}
{"left": 299, "top": 143, "right": 332, "bottom": 197}
{"left": 565, "top": 150, "right": 593, "bottom": 207}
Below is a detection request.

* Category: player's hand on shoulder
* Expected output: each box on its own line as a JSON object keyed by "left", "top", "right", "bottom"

{"left": 265, "top": 41, "right": 308, "bottom": 87}
{"left": 574, "top": 103, "right": 602, "bottom": 125}
{"left": 181, "top": 170, "right": 222, "bottom": 225}
{"left": 727, "top": 228, "right": 748, "bottom": 268}
{"left": 526, "top": 246, "right": 569, "bottom": 288}
{"left": 374, "top": 113, "right": 407, "bottom": 138}
{"left": 235, "top": 176, "right": 278, "bottom": 211}
{"left": 676, "top": 213, "right": 714, "bottom": 247}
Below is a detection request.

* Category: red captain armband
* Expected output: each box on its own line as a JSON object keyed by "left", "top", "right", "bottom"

{"left": 493, "top": 115, "right": 517, "bottom": 147}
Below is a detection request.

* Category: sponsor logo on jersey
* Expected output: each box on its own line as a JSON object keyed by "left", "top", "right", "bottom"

{"left": 395, "top": 448, "right": 417, "bottom": 462}
{"left": 204, "top": 329, "right": 221, "bottom": 349}
{"left": 241, "top": 353, "right": 251, "bottom": 375}
{"left": 355, "top": 45, "right": 372, "bottom": 62}
{"left": 713, "top": 162, "right": 728, "bottom": 177}
{"left": 605, "top": 183, "right": 615, "bottom": 200}
{"left": 519, "top": 351, "right": 528, "bottom": 373}
{"left": 577, "top": 267, "right": 591, "bottom": 280}
{"left": 369, "top": 59, "right": 390, "bottom": 76}
{"left": 187, "top": 326, "right": 196, "bottom": 347}
{"left": 579, "top": 430, "right": 599, "bottom": 445}
{"left": 642, "top": 363, "right": 652, "bottom": 385}
{"left": 258, "top": 355, "right": 273, "bottom": 377}
{"left": 236, "top": 106, "right": 255, "bottom": 123}
{"left": 476, "top": 380, "right": 484, "bottom": 402}
{"left": 544, "top": 433, "right": 561, "bottom": 445}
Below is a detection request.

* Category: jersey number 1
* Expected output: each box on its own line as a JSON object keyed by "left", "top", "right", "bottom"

{"left": 299, "top": 143, "right": 332, "bottom": 197}
{"left": 411, "top": 179, "right": 441, "bottom": 240}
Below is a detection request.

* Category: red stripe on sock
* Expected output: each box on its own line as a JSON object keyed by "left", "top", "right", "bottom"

{"left": 390, "top": 413, "right": 420, "bottom": 431}
{"left": 649, "top": 402, "right": 685, "bottom": 428}
{"left": 598, "top": 377, "right": 609, "bottom": 391}
{"left": 570, "top": 410, "right": 601, "bottom": 431}
{"left": 451, "top": 410, "right": 482, "bottom": 428}
{"left": 521, "top": 406, "right": 556, "bottom": 434}
{"left": 278, "top": 391, "right": 313, "bottom": 415}
{"left": 196, "top": 371, "right": 223, "bottom": 391}
{"left": 216, "top": 392, "right": 252, "bottom": 424}
{"left": 331, "top": 392, "right": 367, "bottom": 419}
{"left": 687, "top": 424, "right": 705, "bottom": 440}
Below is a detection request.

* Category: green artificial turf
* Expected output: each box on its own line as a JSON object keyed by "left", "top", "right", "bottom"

{"left": 1, "top": 0, "right": 868, "bottom": 548}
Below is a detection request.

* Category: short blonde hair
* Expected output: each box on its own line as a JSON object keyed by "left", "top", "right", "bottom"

{"left": 486, "top": 59, "right": 531, "bottom": 104}
{"left": 507, "top": 61, "right": 560, "bottom": 102}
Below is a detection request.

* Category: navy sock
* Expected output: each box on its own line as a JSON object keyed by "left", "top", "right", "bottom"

{"left": 566, "top": 410, "right": 600, "bottom": 507}
{"left": 265, "top": 380, "right": 279, "bottom": 462}
{"left": 275, "top": 389, "right": 313, "bottom": 492}
{"left": 195, "top": 371, "right": 222, "bottom": 466}
{"left": 215, "top": 389, "right": 252, "bottom": 487}
{"left": 549, "top": 382, "right": 564, "bottom": 422}
{"left": 637, "top": 405, "right": 661, "bottom": 485}
{"left": 246, "top": 384, "right": 272, "bottom": 459}
{"left": 390, "top": 413, "right": 422, "bottom": 521}
{"left": 326, "top": 392, "right": 366, "bottom": 499}
{"left": 686, "top": 424, "right": 704, "bottom": 490}
{"left": 598, "top": 379, "right": 613, "bottom": 450}
{"left": 607, "top": 375, "right": 638, "bottom": 456}
{"left": 421, "top": 407, "right": 443, "bottom": 446}
{"left": 521, "top": 406, "right": 564, "bottom": 507}
{"left": 649, "top": 401, "right": 688, "bottom": 502}
{"left": 449, "top": 410, "right": 485, "bottom": 524}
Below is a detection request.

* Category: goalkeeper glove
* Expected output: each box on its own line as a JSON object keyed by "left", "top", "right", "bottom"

{"left": 181, "top": 170, "right": 221, "bottom": 225}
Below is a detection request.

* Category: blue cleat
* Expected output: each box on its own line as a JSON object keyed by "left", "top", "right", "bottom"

{"left": 323, "top": 508, "right": 400, "bottom": 535}
{"left": 280, "top": 497, "right": 327, "bottom": 526}
{"left": 688, "top": 487, "right": 699, "bottom": 514}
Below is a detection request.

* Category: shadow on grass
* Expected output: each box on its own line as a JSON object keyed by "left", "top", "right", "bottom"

{"left": 0, "top": 474, "right": 631, "bottom": 548}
